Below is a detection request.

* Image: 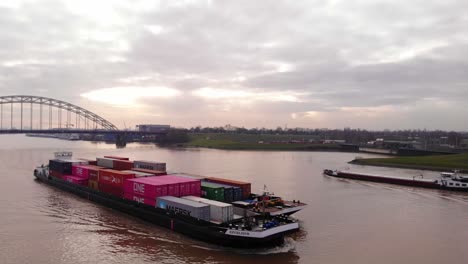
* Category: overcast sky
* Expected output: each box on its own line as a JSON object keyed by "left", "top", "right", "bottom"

{"left": 1, "top": 0, "right": 467, "bottom": 130}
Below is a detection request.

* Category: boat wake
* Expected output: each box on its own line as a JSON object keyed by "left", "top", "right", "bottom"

{"left": 349, "top": 179, "right": 468, "bottom": 206}
{"left": 251, "top": 237, "right": 297, "bottom": 255}
{"left": 186, "top": 237, "right": 297, "bottom": 255}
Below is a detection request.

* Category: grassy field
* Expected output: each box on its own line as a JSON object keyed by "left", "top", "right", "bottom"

{"left": 353, "top": 153, "right": 468, "bottom": 171}
{"left": 185, "top": 133, "right": 342, "bottom": 151}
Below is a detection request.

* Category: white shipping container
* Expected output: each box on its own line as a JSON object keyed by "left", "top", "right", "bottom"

{"left": 156, "top": 196, "right": 210, "bottom": 221}
{"left": 97, "top": 158, "right": 114, "bottom": 168}
{"left": 182, "top": 196, "right": 234, "bottom": 223}
{"left": 134, "top": 160, "right": 166, "bottom": 171}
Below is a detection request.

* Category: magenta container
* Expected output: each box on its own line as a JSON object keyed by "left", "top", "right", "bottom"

{"left": 123, "top": 192, "right": 156, "bottom": 206}
{"left": 124, "top": 175, "right": 201, "bottom": 199}
{"left": 72, "top": 165, "right": 90, "bottom": 179}
{"left": 63, "top": 175, "right": 88, "bottom": 186}
{"left": 124, "top": 177, "right": 172, "bottom": 198}
{"left": 162, "top": 175, "right": 201, "bottom": 196}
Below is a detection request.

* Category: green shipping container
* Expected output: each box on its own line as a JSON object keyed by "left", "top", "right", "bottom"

{"left": 201, "top": 182, "right": 225, "bottom": 201}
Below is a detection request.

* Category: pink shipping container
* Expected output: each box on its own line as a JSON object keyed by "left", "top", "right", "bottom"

{"left": 165, "top": 175, "right": 202, "bottom": 197}
{"left": 123, "top": 175, "right": 201, "bottom": 199}
{"left": 63, "top": 175, "right": 88, "bottom": 186}
{"left": 124, "top": 177, "right": 174, "bottom": 198}
{"left": 123, "top": 192, "right": 156, "bottom": 207}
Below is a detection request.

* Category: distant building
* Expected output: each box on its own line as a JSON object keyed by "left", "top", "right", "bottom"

{"left": 224, "top": 124, "right": 239, "bottom": 132}
{"left": 136, "top": 124, "right": 170, "bottom": 133}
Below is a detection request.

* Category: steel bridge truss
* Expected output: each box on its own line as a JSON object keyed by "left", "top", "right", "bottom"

{"left": 0, "top": 95, "right": 118, "bottom": 131}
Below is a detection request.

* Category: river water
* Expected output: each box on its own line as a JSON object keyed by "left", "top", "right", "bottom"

{"left": 1, "top": 135, "right": 467, "bottom": 264}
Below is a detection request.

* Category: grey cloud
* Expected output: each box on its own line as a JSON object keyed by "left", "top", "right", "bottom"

{"left": 1, "top": 0, "right": 468, "bottom": 129}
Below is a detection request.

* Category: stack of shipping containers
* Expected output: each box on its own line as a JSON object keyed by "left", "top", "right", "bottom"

{"left": 201, "top": 182, "right": 238, "bottom": 202}
{"left": 87, "top": 165, "right": 101, "bottom": 190}
{"left": 156, "top": 196, "right": 210, "bottom": 221}
{"left": 97, "top": 157, "right": 134, "bottom": 171}
{"left": 49, "top": 156, "right": 253, "bottom": 216}
{"left": 134, "top": 160, "right": 166, "bottom": 171}
{"left": 49, "top": 159, "right": 73, "bottom": 179}
{"left": 182, "top": 196, "right": 234, "bottom": 223}
{"left": 206, "top": 177, "right": 251, "bottom": 199}
{"left": 70, "top": 164, "right": 103, "bottom": 190}
{"left": 201, "top": 182, "right": 225, "bottom": 201}
{"left": 49, "top": 159, "right": 87, "bottom": 179}
{"left": 123, "top": 175, "right": 202, "bottom": 206}
{"left": 99, "top": 169, "right": 136, "bottom": 197}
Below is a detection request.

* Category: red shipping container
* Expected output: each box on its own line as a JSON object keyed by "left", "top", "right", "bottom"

{"left": 99, "top": 183, "right": 124, "bottom": 197}
{"left": 89, "top": 168, "right": 100, "bottom": 181}
{"left": 88, "top": 180, "right": 99, "bottom": 190}
{"left": 49, "top": 170, "right": 64, "bottom": 179}
{"left": 98, "top": 169, "right": 135, "bottom": 187}
{"left": 104, "top": 156, "right": 129, "bottom": 160}
{"left": 123, "top": 192, "right": 156, "bottom": 206}
{"left": 131, "top": 168, "right": 167, "bottom": 175}
{"left": 72, "top": 165, "right": 90, "bottom": 179}
{"left": 63, "top": 175, "right": 88, "bottom": 186}
{"left": 113, "top": 160, "right": 134, "bottom": 171}
{"left": 72, "top": 165, "right": 104, "bottom": 180}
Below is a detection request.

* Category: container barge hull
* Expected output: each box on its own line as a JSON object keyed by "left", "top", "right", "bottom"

{"left": 323, "top": 169, "right": 468, "bottom": 192}
{"left": 34, "top": 172, "right": 297, "bottom": 248}
{"left": 324, "top": 170, "right": 437, "bottom": 188}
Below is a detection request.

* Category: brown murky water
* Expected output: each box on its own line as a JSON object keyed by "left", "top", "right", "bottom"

{"left": 1, "top": 135, "right": 468, "bottom": 264}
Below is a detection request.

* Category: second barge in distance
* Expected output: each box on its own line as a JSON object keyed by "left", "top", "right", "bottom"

{"left": 323, "top": 169, "right": 468, "bottom": 192}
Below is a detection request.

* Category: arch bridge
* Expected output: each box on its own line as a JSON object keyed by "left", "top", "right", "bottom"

{"left": 0, "top": 95, "right": 118, "bottom": 132}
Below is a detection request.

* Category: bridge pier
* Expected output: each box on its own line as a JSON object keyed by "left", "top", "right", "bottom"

{"left": 115, "top": 133, "right": 127, "bottom": 148}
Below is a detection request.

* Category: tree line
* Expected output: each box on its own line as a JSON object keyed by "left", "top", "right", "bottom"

{"left": 187, "top": 126, "right": 466, "bottom": 146}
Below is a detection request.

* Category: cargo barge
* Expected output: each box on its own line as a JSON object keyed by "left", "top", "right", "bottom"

{"left": 33, "top": 154, "right": 305, "bottom": 248}
{"left": 323, "top": 169, "right": 468, "bottom": 191}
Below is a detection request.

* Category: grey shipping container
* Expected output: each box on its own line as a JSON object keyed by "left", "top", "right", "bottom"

{"left": 182, "top": 196, "right": 234, "bottom": 223}
{"left": 134, "top": 160, "right": 166, "bottom": 171}
{"left": 156, "top": 196, "right": 210, "bottom": 221}
{"left": 97, "top": 158, "right": 114, "bottom": 168}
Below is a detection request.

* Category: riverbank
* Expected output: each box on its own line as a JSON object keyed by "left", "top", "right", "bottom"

{"left": 351, "top": 153, "right": 468, "bottom": 172}
{"left": 184, "top": 133, "right": 346, "bottom": 151}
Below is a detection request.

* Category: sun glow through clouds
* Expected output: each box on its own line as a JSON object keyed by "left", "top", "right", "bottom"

{"left": 81, "top": 86, "right": 181, "bottom": 106}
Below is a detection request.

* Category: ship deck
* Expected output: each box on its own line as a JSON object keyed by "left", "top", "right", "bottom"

{"left": 249, "top": 200, "right": 306, "bottom": 216}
